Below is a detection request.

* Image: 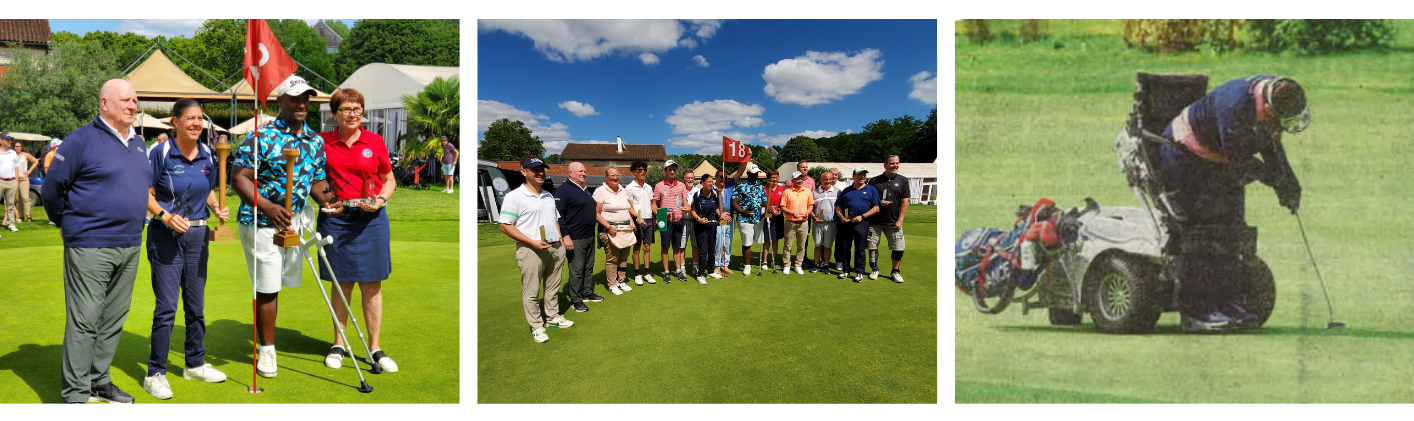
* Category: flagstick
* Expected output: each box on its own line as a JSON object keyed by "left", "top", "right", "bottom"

{"left": 249, "top": 71, "right": 262, "bottom": 394}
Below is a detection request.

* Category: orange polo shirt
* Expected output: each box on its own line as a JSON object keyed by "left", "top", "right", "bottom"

{"left": 780, "top": 186, "right": 816, "bottom": 222}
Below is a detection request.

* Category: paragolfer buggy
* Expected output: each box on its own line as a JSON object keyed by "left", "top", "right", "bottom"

{"left": 956, "top": 73, "right": 1277, "bottom": 334}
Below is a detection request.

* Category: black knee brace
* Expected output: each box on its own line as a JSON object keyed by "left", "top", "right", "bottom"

{"left": 891, "top": 250, "right": 904, "bottom": 261}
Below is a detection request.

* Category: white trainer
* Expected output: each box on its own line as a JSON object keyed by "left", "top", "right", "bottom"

{"left": 6, "top": 224, "right": 15, "bottom": 232}
{"left": 761, "top": 264, "right": 768, "bottom": 272}
{"left": 870, "top": 270, "right": 879, "bottom": 280}
{"left": 783, "top": 267, "right": 791, "bottom": 276}
{"left": 325, "top": 346, "right": 345, "bottom": 369}
{"left": 533, "top": 327, "right": 549, "bottom": 343}
{"left": 646, "top": 274, "right": 657, "bottom": 284}
{"left": 367, "top": 349, "right": 399, "bottom": 373}
{"left": 634, "top": 275, "right": 644, "bottom": 286}
{"left": 142, "top": 373, "right": 172, "bottom": 400}
{"left": 620, "top": 282, "right": 633, "bottom": 292}
{"left": 609, "top": 285, "right": 623, "bottom": 295}
{"left": 182, "top": 363, "right": 227, "bottom": 383}
{"left": 257, "top": 347, "right": 278, "bottom": 378}
{"left": 796, "top": 266, "right": 805, "bottom": 275}
{"left": 697, "top": 276, "right": 707, "bottom": 285}
{"left": 547, "top": 315, "right": 575, "bottom": 328}
{"left": 744, "top": 266, "right": 751, "bottom": 276}
{"left": 709, "top": 272, "right": 723, "bottom": 279}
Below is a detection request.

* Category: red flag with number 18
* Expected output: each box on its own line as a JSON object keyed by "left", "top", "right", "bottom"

{"left": 243, "top": 19, "right": 297, "bottom": 107}
{"left": 723, "top": 136, "right": 749, "bottom": 163}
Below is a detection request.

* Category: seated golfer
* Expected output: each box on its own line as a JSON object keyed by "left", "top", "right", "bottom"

{"left": 780, "top": 170, "right": 816, "bottom": 275}
{"left": 141, "top": 99, "right": 230, "bottom": 400}
{"left": 653, "top": 160, "right": 692, "bottom": 283}
{"left": 811, "top": 168, "right": 842, "bottom": 273}
{"left": 836, "top": 167, "right": 880, "bottom": 282}
{"left": 626, "top": 161, "right": 656, "bottom": 285}
{"left": 1160, "top": 75, "right": 1307, "bottom": 332}
{"left": 732, "top": 164, "right": 767, "bottom": 275}
{"left": 594, "top": 167, "right": 637, "bottom": 295}
{"left": 498, "top": 157, "right": 574, "bottom": 343}
{"left": 317, "top": 88, "right": 399, "bottom": 372}
{"left": 867, "top": 155, "right": 911, "bottom": 283}
{"left": 232, "top": 75, "right": 337, "bottom": 378}
{"left": 42, "top": 79, "right": 150, "bottom": 404}
{"left": 689, "top": 172, "right": 724, "bottom": 284}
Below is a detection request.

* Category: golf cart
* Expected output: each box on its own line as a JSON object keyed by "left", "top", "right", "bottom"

{"left": 956, "top": 73, "right": 1276, "bottom": 334}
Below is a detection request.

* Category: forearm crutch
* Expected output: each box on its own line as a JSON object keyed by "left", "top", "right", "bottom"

{"left": 299, "top": 232, "right": 377, "bottom": 393}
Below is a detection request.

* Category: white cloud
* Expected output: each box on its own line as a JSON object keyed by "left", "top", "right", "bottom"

{"left": 693, "top": 55, "right": 709, "bottom": 67}
{"left": 542, "top": 140, "right": 614, "bottom": 156}
{"left": 908, "top": 71, "right": 938, "bottom": 105}
{"left": 116, "top": 19, "right": 205, "bottom": 38}
{"left": 477, "top": 100, "right": 571, "bottom": 142}
{"left": 666, "top": 131, "right": 758, "bottom": 150}
{"left": 762, "top": 49, "right": 885, "bottom": 106}
{"left": 756, "top": 129, "right": 840, "bottom": 146}
{"left": 558, "top": 101, "right": 599, "bottom": 117}
{"left": 480, "top": 19, "right": 719, "bottom": 66}
{"left": 665, "top": 100, "right": 766, "bottom": 135}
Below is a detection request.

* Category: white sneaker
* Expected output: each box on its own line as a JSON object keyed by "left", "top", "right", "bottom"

{"left": 5, "top": 224, "right": 15, "bottom": 232}
{"left": 870, "top": 270, "right": 879, "bottom": 280}
{"left": 634, "top": 275, "right": 644, "bottom": 286}
{"left": 257, "top": 347, "right": 278, "bottom": 378}
{"left": 182, "top": 363, "right": 227, "bottom": 382}
{"left": 783, "top": 267, "right": 791, "bottom": 276}
{"left": 709, "top": 272, "right": 723, "bottom": 279}
{"left": 547, "top": 315, "right": 575, "bottom": 328}
{"left": 646, "top": 274, "right": 657, "bottom": 284}
{"left": 533, "top": 327, "right": 549, "bottom": 343}
{"left": 325, "top": 346, "right": 344, "bottom": 369}
{"left": 609, "top": 285, "right": 623, "bottom": 295}
{"left": 892, "top": 271, "right": 905, "bottom": 283}
{"left": 620, "top": 282, "right": 633, "bottom": 292}
{"left": 142, "top": 373, "right": 173, "bottom": 399}
{"left": 796, "top": 266, "right": 805, "bottom": 275}
{"left": 446, "top": 188, "right": 454, "bottom": 194}
{"left": 697, "top": 276, "right": 707, "bottom": 285}
{"left": 744, "top": 266, "right": 751, "bottom": 276}
{"left": 761, "top": 264, "right": 768, "bottom": 272}
{"left": 367, "top": 349, "right": 399, "bottom": 373}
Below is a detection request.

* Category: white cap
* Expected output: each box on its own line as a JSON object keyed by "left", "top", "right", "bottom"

{"left": 276, "top": 74, "right": 316, "bottom": 98}
{"left": 664, "top": 159, "right": 678, "bottom": 169}
{"left": 746, "top": 163, "right": 760, "bottom": 173}
{"left": 791, "top": 170, "right": 804, "bottom": 179}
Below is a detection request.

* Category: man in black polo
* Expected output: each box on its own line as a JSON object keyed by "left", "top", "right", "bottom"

{"left": 557, "top": 161, "right": 604, "bottom": 312}
{"left": 867, "top": 155, "right": 910, "bottom": 283}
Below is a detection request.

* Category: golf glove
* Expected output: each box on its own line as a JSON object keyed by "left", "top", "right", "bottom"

{"left": 1277, "top": 185, "right": 1301, "bottom": 213}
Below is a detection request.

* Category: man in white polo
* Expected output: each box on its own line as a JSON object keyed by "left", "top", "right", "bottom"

{"left": 498, "top": 156, "right": 574, "bottom": 343}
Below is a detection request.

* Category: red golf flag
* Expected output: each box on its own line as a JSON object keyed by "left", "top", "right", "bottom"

{"left": 723, "top": 136, "right": 749, "bottom": 163}
{"left": 243, "top": 19, "right": 297, "bottom": 106}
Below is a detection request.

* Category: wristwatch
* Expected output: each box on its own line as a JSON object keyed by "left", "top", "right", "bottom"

{"left": 376, "top": 196, "right": 387, "bottom": 204}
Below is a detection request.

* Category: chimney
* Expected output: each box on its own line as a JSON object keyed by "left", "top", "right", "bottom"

{"left": 617, "top": 135, "right": 624, "bottom": 153}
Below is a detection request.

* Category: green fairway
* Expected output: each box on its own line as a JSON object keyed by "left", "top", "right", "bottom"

{"left": 478, "top": 205, "right": 938, "bottom": 403}
{"left": 956, "top": 21, "right": 1414, "bottom": 403}
{"left": 0, "top": 185, "right": 459, "bottom": 403}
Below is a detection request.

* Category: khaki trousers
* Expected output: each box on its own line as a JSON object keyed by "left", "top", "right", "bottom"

{"left": 0, "top": 178, "right": 15, "bottom": 226}
{"left": 517, "top": 243, "right": 565, "bottom": 330}
{"left": 17, "top": 178, "right": 31, "bottom": 220}
{"left": 784, "top": 219, "right": 810, "bottom": 267}
{"left": 600, "top": 232, "right": 631, "bottom": 287}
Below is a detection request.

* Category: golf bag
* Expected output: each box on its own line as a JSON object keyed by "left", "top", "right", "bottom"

{"left": 955, "top": 198, "right": 1072, "bottom": 313}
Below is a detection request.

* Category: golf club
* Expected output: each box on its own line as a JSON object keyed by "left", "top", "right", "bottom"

{"left": 1295, "top": 210, "right": 1344, "bottom": 330}
{"left": 300, "top": 232, "right": 376, "bottom": 393}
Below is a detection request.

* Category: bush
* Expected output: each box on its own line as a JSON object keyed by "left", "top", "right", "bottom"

{"left": 1123, "top": 19, "right": 1239, "bottom": 53}
{"left": 1247, "top": 19, "right": 1396, "bottom": 54}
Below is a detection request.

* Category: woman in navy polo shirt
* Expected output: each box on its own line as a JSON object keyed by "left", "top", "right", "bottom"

{"left": 142, "top": 98, "right": 230, "bottom": 400}
{"left": 317, "top": 88, "right": 399, "bottom": 373}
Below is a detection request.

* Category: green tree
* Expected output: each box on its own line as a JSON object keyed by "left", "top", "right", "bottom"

{"left": 543, "top": 154, "right": 561, "bottom": 165}
{"left": 0, "top": 40, "right": 123, "bottom": 137}
{"left": 324, "top": 19, "right": 353, "bottom": 39}
{"left": 912, "top": 108, "right": 937, "bottom": 163}
{"left": 269, "top": 19, "right": 339, "bottom": 92}
{"left": 78, "top": 30, "right": 154, "bottom": 71}
{"left": 334, "top": 19, "right": 459, "bottom": 81}
{"left": 168, "top": 19, "right": 246, "bottom": 91}
{"left": 645, "top": 165, "right": 666, "bottom": 186}
{"left": 400, "top": 75, "right": 459, "bottom": 163}
{"left": 479, "top": 118, "right": 544, "bottom": 162}
{"left": 779, "top": 135, "right": 828, "bottom": 164}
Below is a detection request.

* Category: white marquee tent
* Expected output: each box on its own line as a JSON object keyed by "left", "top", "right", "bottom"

{"left": 326, "top": 63, "right": 460, "bottom": 153}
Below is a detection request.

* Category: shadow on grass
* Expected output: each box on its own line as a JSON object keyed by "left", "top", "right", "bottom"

{"left": 203, "top": 319, "right": 379, "bottom": 391}
{"left": 0, "top": 330, "right": 151, "bottom": 403}
{"left": 993, "top": 323, "right": 1414, "bottom": 339}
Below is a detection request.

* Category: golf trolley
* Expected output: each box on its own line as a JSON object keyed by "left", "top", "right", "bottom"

{"left": 956, "top": 73, "right": 1277, "bottom": 334}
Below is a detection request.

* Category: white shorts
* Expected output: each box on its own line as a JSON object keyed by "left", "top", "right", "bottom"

{"left": 737, "top": 219, "right": 764, "bottom": 245}
{"left": 867, "top": 224, "right": 905, "bottom": 251}
{"left": 812, "top": 221, "right": 837, "bottom": 246}
{"left": 239, "top": 214, "right": 312, "bottom": 294}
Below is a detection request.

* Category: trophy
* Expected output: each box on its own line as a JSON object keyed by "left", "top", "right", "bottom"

{"left": 208, "top": 141, "right": 236, "bottom": 241}
{"left": 539, "top": 225, "right": 547, "bottom": 243}
{"left": 273, "top": 148, "right": 302, "bottom": 247}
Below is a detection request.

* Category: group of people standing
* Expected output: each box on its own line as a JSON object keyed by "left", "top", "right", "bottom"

{"left": 41, "top": 75, "right": 402, "bottom": 404}
{"left": 499, "top": 150, "right": 912, "bottom": 343}
{"left": 0, "top": 132, "right": 40, "bottom": 236}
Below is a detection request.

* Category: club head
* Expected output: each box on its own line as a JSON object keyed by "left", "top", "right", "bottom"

{"left": 246, "top": 386, "right": 264, "bottom": 393}
{"left": 1328, "top": 321, "right": 1347, "bottom": 330}
{"left": 358, "top": 380, "right": 373, "bottom": 393}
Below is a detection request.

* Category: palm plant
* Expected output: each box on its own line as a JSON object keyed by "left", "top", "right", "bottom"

{"left": 399, "top": 75, "right": 459, "bottom": 164}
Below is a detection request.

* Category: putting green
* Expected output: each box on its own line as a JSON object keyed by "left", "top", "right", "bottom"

{"left": 477, "top": 206, "right": 939, "bottom": 403}
{"left": 0, "top": 187, "right": 458, "bottom": 403}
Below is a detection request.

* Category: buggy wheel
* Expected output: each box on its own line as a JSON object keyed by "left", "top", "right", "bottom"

{"left": 972, "top": 273, "right": 1016, "bottom": 315}
{"left": 1086, "top": 254, "right": 1163, "bottom": 334}
{"left": 1048, "top": 307, "right": 1082, "bottom": 325}
{"left": 1236, "top": 256, "right": 1277, "bottom": 328}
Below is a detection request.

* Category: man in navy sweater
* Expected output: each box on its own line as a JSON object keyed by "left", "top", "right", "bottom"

{"left": 556, "top": 161, "right": 603, "bottom": 313}
{"left": 42, "top": 79, "right": 151, "bottom": 404}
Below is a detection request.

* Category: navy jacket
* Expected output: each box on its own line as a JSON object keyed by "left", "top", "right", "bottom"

{"left": 1176, "top": 75, "right": 1298, "bottom": 190}
{"left": 41, "top": 115, "right": 153, "bottom": 248}
{"left": 554, "top": 180, "right": 598, "bottom": 240}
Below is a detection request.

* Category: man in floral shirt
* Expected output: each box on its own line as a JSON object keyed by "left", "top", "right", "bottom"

{"left": 732, "top": 164, "right": 767, "bottom": 275}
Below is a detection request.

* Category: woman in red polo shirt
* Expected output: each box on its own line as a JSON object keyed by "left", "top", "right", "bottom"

{"left": 317, "top": 88, "right": 399, "bottom": 373}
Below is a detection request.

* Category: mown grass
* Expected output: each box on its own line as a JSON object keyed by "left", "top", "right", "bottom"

{"left": 478, "top": 205, "right": 938, "bottom": 403}
{"left": 0, "top": 186, "right": 459, "bottom": 403}
{"left": 956, "top": 20, "right": 1414, "bottom": 403}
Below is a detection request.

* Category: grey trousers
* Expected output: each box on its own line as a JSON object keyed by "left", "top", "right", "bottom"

{"left": 62, "top": 246, "right": 140, "bottom": 403}
{"left": 564, "top": 236, "right": 596, "bottom": 303}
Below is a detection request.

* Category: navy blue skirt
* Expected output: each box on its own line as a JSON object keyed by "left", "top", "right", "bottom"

{"left": 316, "top": 207, "right": 392, "bottom": 283}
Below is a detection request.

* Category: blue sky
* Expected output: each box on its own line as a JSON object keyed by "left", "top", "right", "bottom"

{"left": 49, "top": 19, "right": 360, "bottom": 39}
{"left": 477, "top": 19, "right": 938, "bottom": 156}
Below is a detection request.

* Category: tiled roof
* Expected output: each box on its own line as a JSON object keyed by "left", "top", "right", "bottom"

{"left": 0, "top": 20, "right": 51, "bottom": 44}
{"left": 561, "top": 143, "right": 667, "bottom": 161}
